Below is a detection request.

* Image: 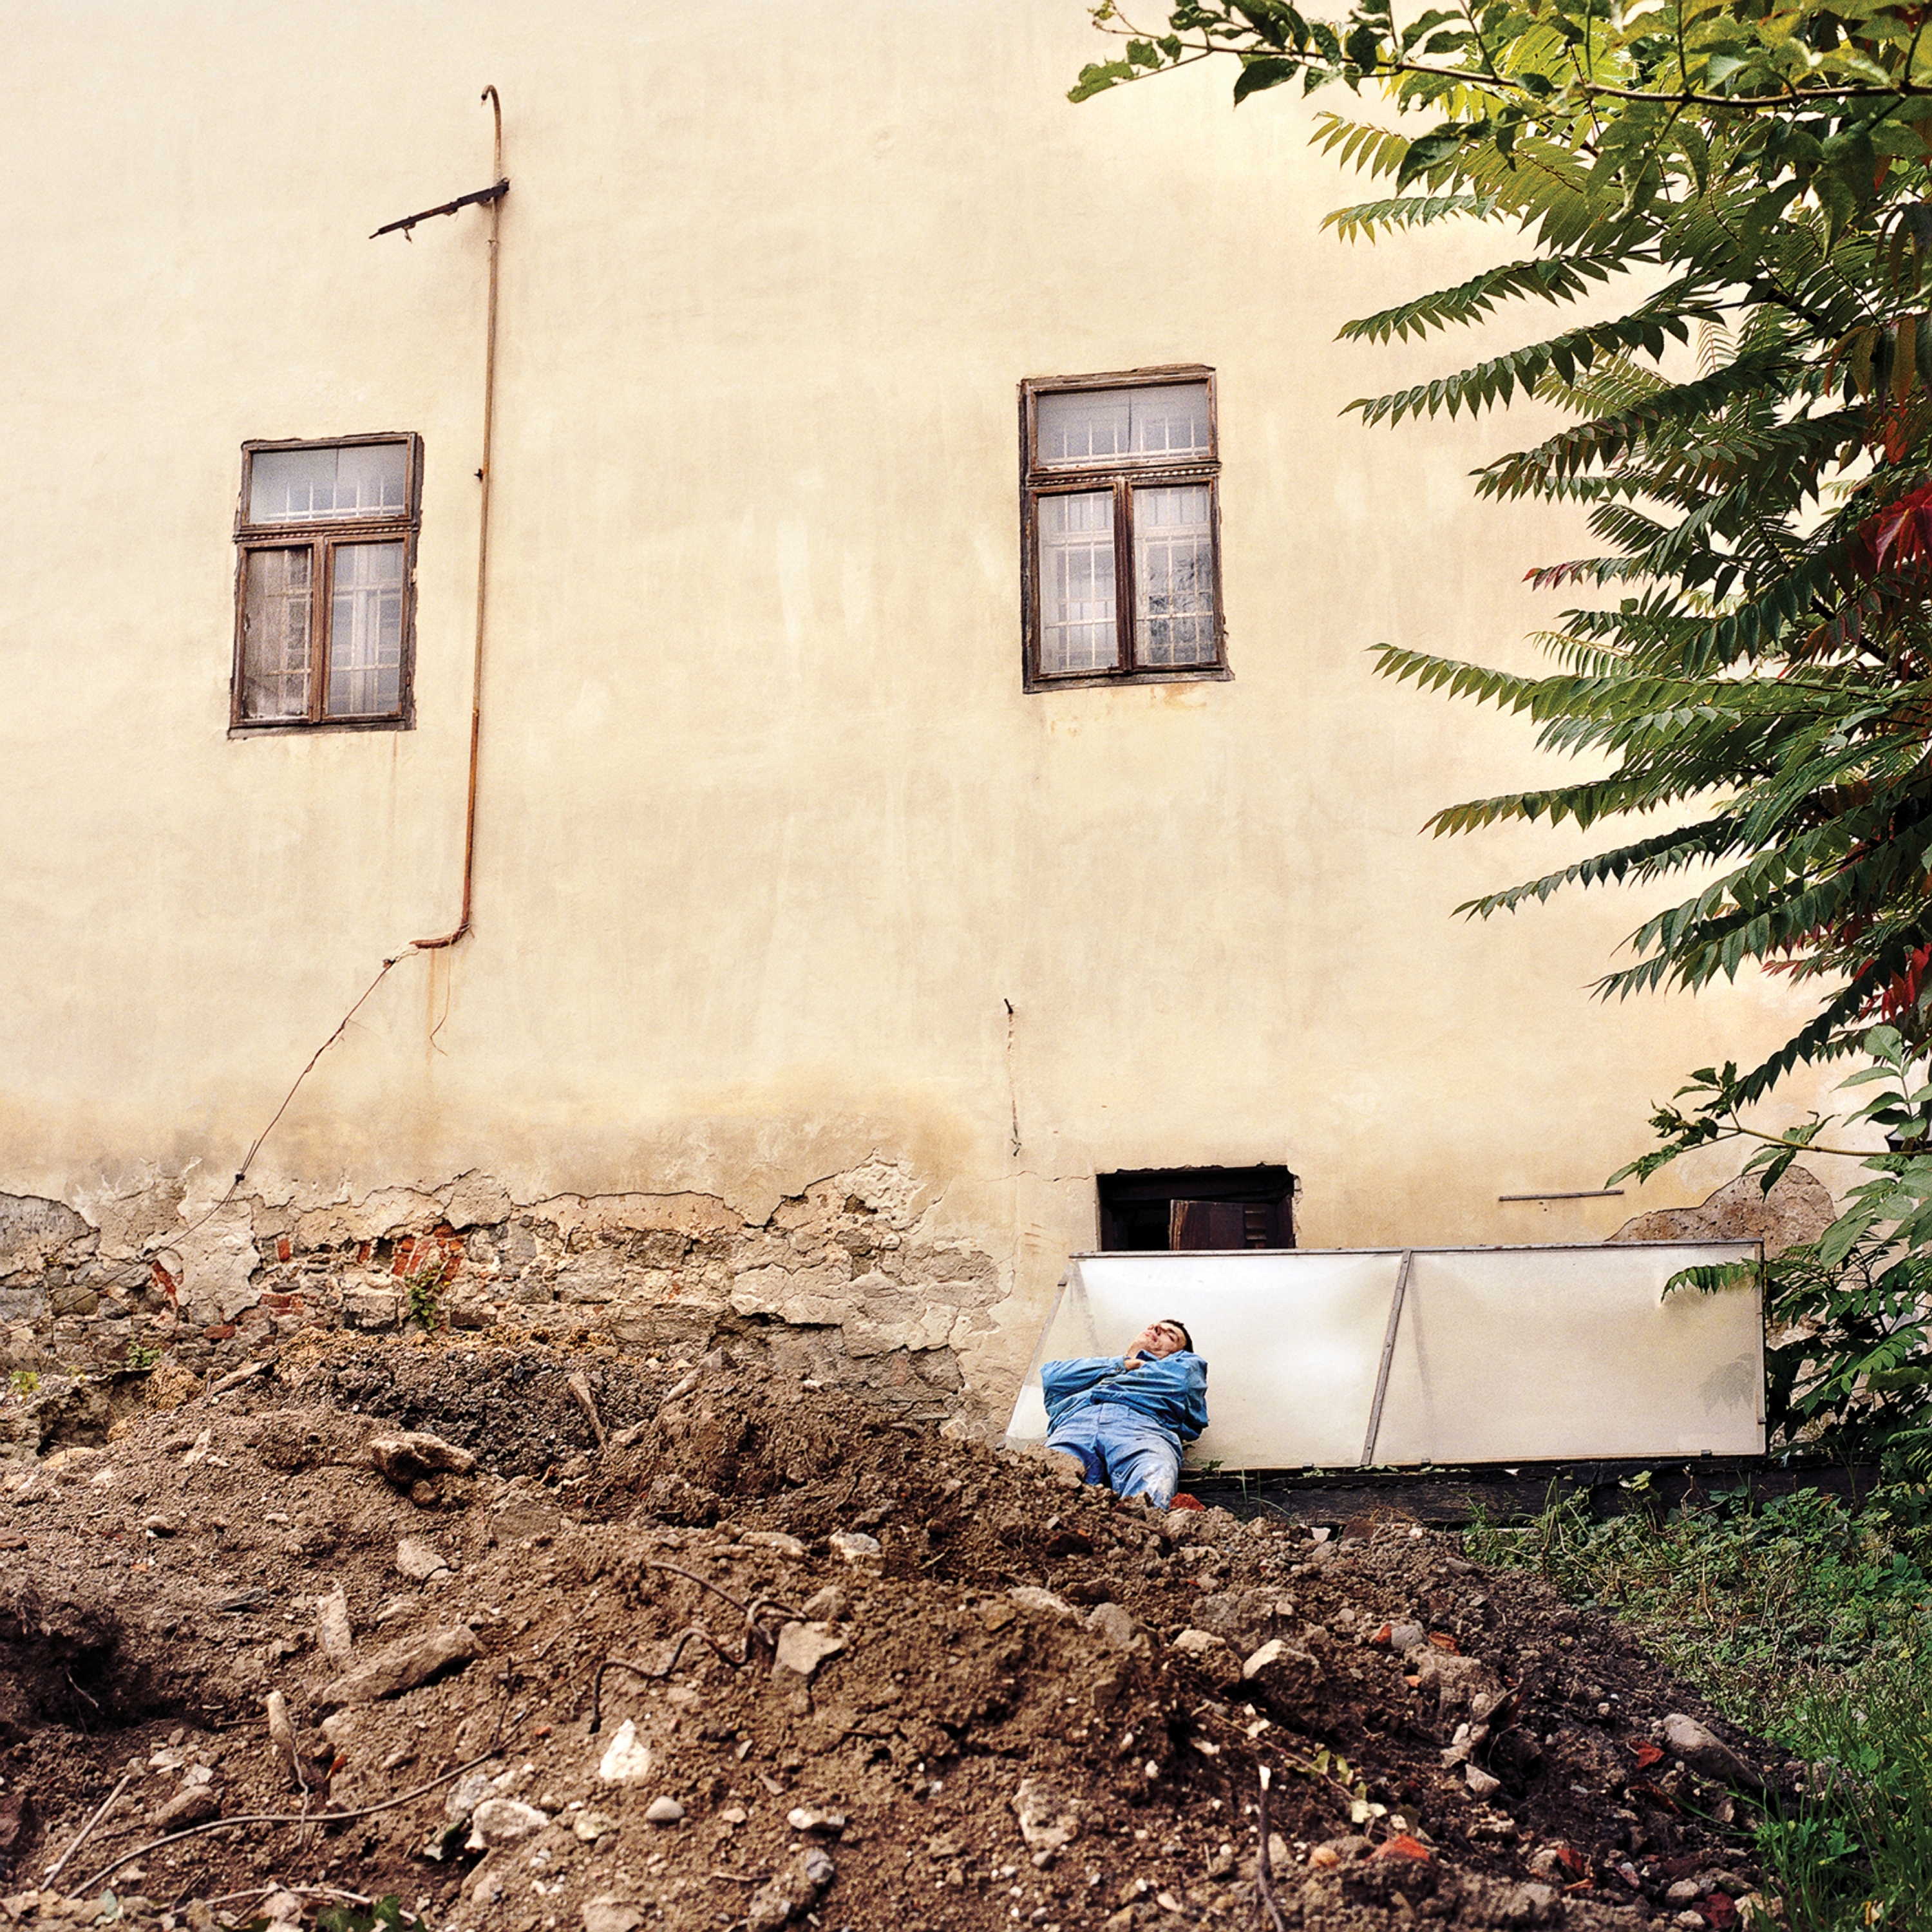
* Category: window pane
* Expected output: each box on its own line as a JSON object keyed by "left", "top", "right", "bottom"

{"left": 1130, "top": 383, "right": 1211, "bottom": 458}
{"left": 1036, "top": 383, "right": 1210, "bottom": 466}
{"left": 327, "top": 542, "right": 405, "bottom": 716}
{"left": 1037, "top": 390, "right": 1131, "bottom": 464}
{"left": 249, "top": 442, "right": 407, "bottom": 524}
{"left": 1133, "top": 484, "right": 1216, "bottom": 666}
{"left": 239, "top": 547, "right": 312, "bottom": 719}
{"left": 1037, "top": 492, "right": 1118, "bottom": 674}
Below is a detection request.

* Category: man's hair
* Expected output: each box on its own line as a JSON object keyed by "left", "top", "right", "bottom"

{"left": 1161, "top": 1318, "right": 1194, "bottom": 1353}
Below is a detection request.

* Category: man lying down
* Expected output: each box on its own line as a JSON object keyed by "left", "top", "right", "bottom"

{"left": 1041, "top": 1318, "right": 1208, "bottom": 1510}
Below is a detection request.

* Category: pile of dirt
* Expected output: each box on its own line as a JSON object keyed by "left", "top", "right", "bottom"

{"left": 0, "top": 1336, "right": 1784, "bottom": 1931}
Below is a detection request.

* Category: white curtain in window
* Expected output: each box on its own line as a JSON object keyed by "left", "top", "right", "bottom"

{"left": 1037, "top": 492, "right": 1117, "bottom": 672}
{"left": 1037, "top": 390, "right": 1132, "bottom": 464}
{"left": 1036, "top": 383, "right": 1209, "bottom": 466}
{"left": 251, "top": 443, "right": 406, "bottom": 524}
{"left": 240, "top": 547, "right": 312, "bottom": 719}
{"left": 1128, "top": 383, "right": 1210, "bottom": 457}
{"left": 328, "top": 542, "right": 405, "bottom": 715}
{"left": 1134, "top": 485, "right": 1215, "bottom": 665}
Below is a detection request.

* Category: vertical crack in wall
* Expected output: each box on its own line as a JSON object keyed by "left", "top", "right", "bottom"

{"left": 1004, "top": 998, "right": 1021, "bottom": 1159}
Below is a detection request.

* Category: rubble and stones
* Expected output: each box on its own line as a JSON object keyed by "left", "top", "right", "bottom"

{"left": 0, "top": 1337, "right": 1786, "bottom": 1931}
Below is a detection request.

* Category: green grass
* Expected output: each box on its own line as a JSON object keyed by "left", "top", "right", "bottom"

{"left": 1465, "top": 1486, "right": 1932, "bottom": 1931}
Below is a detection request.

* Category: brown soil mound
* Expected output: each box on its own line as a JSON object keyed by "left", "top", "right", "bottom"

{"left": 0, "top": 1338, "right": 1778, "bottom": 1931}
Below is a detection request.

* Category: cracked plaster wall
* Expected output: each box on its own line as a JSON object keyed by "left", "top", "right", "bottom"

{"left": 0, "top": 1155, "right": 1012, "bottom": 1440}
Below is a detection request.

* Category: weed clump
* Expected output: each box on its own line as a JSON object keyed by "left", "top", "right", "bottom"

{"left": 1468, "top": 1486, "right": 1932, "bottom": 1929}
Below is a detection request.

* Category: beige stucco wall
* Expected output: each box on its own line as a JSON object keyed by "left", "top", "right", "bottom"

{"left": 0, "top": 2, "right": 1855, "bottom": 1408}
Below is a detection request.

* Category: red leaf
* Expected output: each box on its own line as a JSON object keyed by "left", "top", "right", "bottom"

{"left": 1374, "top": 1835, "right": 1432, "bottom": 1863}
{"left": 1426, "top": 1632, "right": 1459, "bottom": 1653}
{"left": 1701, "top": 1893, "right": 1739, "bottom": 1930}
{"left": 1555, "top": 1846, "right": 1589, "bottom": 1879}
{"left": 1629, "top": 1739, "right": 1665, "bottom": 1769}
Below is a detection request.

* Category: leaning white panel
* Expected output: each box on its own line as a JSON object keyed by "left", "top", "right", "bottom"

{"left": 1002, "top": 1249, "right": 1405, "bottom": 1470}
{"left": 1374, "top": 1243, "right": 1764, "bottom": 1464}
{"left": 1002, "top": 1243, "right": 1764, "bottom": 1470}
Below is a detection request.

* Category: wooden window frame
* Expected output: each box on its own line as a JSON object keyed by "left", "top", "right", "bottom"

{"left": 229, "top": 432, "right": 422, "bottom": 735}
{"left": 1019, "top": 365, "right": 1228, "bottom": 692}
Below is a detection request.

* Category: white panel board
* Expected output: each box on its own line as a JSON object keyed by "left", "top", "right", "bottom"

{"left": 1003, "top": 1244, "right": 1763, "bottom": 1470}
{"left": 1004, "top": 1249, "right": 1405, "bottom": 1471}
{"left": 1374, "top": 1244, "right": 1765, "bottom": 1464}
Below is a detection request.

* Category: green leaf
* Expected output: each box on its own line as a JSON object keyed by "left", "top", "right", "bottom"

{"left": 1339, "top": 253, "right": 1618, "bottom": 345}
{"left": 1234, "top": 53, "right": 1302, "bottom": 100}
{"left": 1344, "top": 23, "right": 1385, "bottom": 68}
{"left": 1395, "top": 124, "right": 1477, "bottom": 190}
{"left": 1068, "top": 59, "right": 1135, "bottom": 102}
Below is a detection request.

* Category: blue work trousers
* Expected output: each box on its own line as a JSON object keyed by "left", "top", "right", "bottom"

{"left": 1046, "top": 1406, "right": 1182, "bottom": 1508}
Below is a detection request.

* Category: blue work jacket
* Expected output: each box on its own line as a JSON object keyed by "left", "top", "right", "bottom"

{"left": 1041, "top": 1350, "right": 1209, "bottom": 1442}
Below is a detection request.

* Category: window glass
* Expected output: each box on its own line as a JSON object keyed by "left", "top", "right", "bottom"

{"left": 328, "top": 541, "right": 406, "bottom": 716}
{"left": 1130, "top": 383, "right": 1211, "bottom": 457}
{"left": 1038, "top": 390, "right": 1132, "bottom": 464}
{"left": 1037, "top": 491, "right": 1118, "bottom": 674}
{"left": 239, "top": 547, "right": 313, "bottom": 719}
{"left": 1134, "top": 484, "right": 1217, "bottom": 666}
{"left": 249, "top": 442, "right": 407, "bottom": 524}
{"left": 1036, "top": 383, "right": 1209, "bottom": 466}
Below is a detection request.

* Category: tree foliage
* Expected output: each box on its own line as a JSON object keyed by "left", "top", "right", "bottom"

{"left": 1077, "top": 0, "right": 1932, "bottom": 1108}
{"left": 1073, "top": 0, "right": 1932, "bottom": 1459}
{"left": 1634, "top": 1029, "right": 1932, "bottom": 1461}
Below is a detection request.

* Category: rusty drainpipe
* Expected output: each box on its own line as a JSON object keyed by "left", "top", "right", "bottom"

{"left": 415, "top": 84, "right": 506, "bottom": 952}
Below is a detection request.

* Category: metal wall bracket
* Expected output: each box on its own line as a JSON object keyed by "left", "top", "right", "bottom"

{"left": 372, "top": 176, "right": 509, "bottom": 242}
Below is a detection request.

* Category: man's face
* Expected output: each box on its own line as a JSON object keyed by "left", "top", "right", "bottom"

{"left": 1131, "top": 1321, "right": 1188, "bottom": 1359}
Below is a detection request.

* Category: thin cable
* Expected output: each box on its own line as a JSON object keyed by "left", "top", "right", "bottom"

{"left": 169, "top": 954, "right": 407, "bottom": 1246}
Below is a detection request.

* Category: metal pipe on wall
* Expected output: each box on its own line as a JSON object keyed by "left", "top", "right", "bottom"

{"left": 415, "top": 84, "right": 506, "bottom": 952}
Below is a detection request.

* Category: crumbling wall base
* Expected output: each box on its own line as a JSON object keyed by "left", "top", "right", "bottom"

{"left": 0, "top": 1157, "right": 1006, "bottom": 1454}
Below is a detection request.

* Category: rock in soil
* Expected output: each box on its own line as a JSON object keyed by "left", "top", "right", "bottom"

{"left": 0, "top": 1334, "right": 1783, "bottom": 1928}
